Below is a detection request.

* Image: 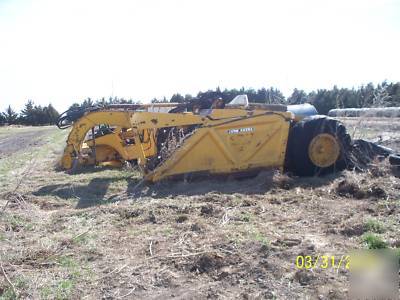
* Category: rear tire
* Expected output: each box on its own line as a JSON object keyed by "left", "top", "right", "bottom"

{"left": 286, "top": 116, "right": 351, "bottom": 176}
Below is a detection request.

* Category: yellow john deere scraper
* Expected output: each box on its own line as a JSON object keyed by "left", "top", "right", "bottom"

{"left": 58, "top": 95, "right": 358, "bottom": 182}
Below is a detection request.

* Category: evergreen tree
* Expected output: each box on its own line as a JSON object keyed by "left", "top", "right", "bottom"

{"left": 255, "top": 88, "right": 268, "bottom": 102}
{"left": 82, "top": 98, "right": 94, "bottom": 107}
{"left": 18, "top": 100, "right": 60, "bottom": 125}
{"left": 288, "top": 89, "right": 307, "bottom": 104}
{"left": 262, "top": 88, "right": 285, "bottom": 104}
{"left": 45, "top": 104, "right": 59, "bottom": 124}
{"left": 20, "top": 100, "right": 35, "bottom": 125}
{"left": 2, "top": 105, "right": 19, "bottom": 124}
{"left": 170, "top": 93, "right": 185, "bottom": 103}
{"left": 0, "top": 111, "right": 5, "bottom": 125}
{"left": 309, "top": 89, "right": 336, "bottom": 114}
{"left": 184, "top": 94, "right": 193, "bottom": 101}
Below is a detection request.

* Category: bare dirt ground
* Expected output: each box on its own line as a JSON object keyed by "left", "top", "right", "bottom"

{"left": 0, "top": 119, "right": 399, "bottom": 299}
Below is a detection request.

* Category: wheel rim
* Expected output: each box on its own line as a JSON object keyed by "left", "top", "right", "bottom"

{"left": 308, "top": 133, "right": 340, "bottom": 168}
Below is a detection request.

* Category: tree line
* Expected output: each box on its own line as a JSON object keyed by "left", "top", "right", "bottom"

{"left": 0, "top": 100, "right": 59, "bottom": 126}
{"left": 67, "top": 81, "right": 400, "bottom": 116}
{"left": 65, "top": 81, "right": 400, "bottom": 115}
{"left": 2, "top": 81, "right": 399, "bottom": 126}
{"left": 152, "top": 81, "right": 400, "bottom": 114}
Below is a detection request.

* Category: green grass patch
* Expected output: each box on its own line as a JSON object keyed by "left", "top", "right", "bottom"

{"left": 0, "top": 287, "right": 16, "bottom": 300}
{"left": 0, "top": 276, "right": 28, "bottom": 300}
{"left": 364, "top": 219, "right": 386, "bottom": 234}
{"left": 162, "top": 227, "right": 173, "bottom": 237}
{"left": 3, "top": 214, "right": 34, "bottom": 232}
{"left": 57, "top": 256, "right": 79, "bottom": 268}
{"left": 72, "top": 232, "right": 97, "bottom": 245}
{"left": 251, "top": 229, "right": 269, "bottom": 246}
{"left": 40, "top": 279, "right": 75, "bottom": 300}
{"left": 362, "top": 233, "right": 388, "bottom": 249}
{"left": 240, "top": 212, "right": 252, "bottom": 222}
{"left": 225, "top": 224, "right": 269, "bottom": 247}
{"left": 39, "top": 256, "right": 84, "bottom": 299}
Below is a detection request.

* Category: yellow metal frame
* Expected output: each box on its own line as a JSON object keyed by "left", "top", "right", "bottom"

{"left": 61, "top": 106, "right": 295, "bottom": 182}
{"left": 60, "top": 110, "right": 156, "bottom": 169}
{"left": 127, "top": 109, "right": 293, "bottom": 182}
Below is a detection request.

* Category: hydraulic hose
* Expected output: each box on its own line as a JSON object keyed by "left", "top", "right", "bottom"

{"left": 56, "top": 106, "right": 100, "bottom": 129}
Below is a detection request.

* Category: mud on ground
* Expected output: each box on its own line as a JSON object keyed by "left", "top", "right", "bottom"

{"left": 0, "top": 120, "right": 399, "bottom": 299}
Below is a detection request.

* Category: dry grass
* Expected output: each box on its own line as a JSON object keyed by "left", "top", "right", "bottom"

{"left": 0, "top": 121, "right": 399, "bottom": 299}
{"left": 339, "top": 117, "right": 400, "bottom": 149}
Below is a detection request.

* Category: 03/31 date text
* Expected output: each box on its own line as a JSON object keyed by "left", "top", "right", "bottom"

{"left": 295, "top": 255, "right": 350, "bottom": 270}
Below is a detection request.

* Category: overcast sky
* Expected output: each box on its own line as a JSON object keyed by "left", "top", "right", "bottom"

{"left": 0, "top": 0, "right": 399, "bottom": 112}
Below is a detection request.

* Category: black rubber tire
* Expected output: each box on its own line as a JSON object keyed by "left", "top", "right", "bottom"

{"left": 286, "top": 116, "right": 352, "bottom": 176}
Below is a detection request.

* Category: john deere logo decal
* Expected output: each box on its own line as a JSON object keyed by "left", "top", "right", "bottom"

{"left": 227, "top": 127, "right": 254, "bottom": 134}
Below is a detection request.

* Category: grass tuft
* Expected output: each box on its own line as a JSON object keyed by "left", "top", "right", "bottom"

{"left": 364, "top": 219, "right": 386, "bottom": 234}
{"left": 362, "top": 233, "right": 387, "bottom": 249}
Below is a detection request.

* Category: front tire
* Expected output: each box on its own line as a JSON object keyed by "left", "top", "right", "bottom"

{"left": 286, "top": 116, "right": 351, "bottom": 176}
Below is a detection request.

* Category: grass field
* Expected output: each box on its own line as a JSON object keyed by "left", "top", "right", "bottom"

{"left": 0, "top": 120, "right": 399, "bottom": 299}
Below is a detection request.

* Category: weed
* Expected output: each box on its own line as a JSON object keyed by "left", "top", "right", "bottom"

{"left": 40, "top": 279, "right": 74, "bottom": 300}
{"left": 40, "top": 286, "right": 53, "bottom": 299}
{"left": 57, "top": 256, "right": 78, "bottom": 268}
{"left": 72, "top": 232, "right": 96, "bottom": 245}
{"left": 241, "top": 212, "right": 252, "bottom": 222}
{"left": 163, "top": 227, "right": 173, "bottom": 236}
{"left": 224, "top": 224, "right": 246, "bottom": 245}
{"left": 3, "top": 214, "right": 33, "bottom": 232}
{"left": 0, "top": 287, "right": 16, "bottom": 300}
{"left": 57, "top": 256, "right": 83, "bottom": 279}
{"left": 230, "top": 197, "right": 242, "bottom": 206}
{"left": 362, "top": 233, "right": 387, "bottom": 249}
{"left": 364, "top": 219, "right": 386, "bottom": 234}
{"left": 39, "top": 256, "right": 82, "bottom": 299}
{"left": 251, "top": 230, "right": 269, "bottom": 246}
{"left": 0, "top": 276, "right": 28, "bottom": 300}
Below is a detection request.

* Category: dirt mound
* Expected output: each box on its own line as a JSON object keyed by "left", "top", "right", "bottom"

{"left": 190, "top": 253, "right": 225, "bottom": 273}
{"left": 340, "top": 224, "right": 366, "bottom": 236}
{"left": 336, "top": 179, "right": 387, "bottom": 199}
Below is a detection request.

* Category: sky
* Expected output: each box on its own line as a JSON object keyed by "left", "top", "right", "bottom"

{"left": 0, "top": 0, "right": 399, "bottom": 112}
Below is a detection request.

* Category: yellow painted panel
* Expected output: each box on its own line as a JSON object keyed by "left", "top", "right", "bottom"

{"left": 147, "top": 112, "right": 291, "bottom": 181}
